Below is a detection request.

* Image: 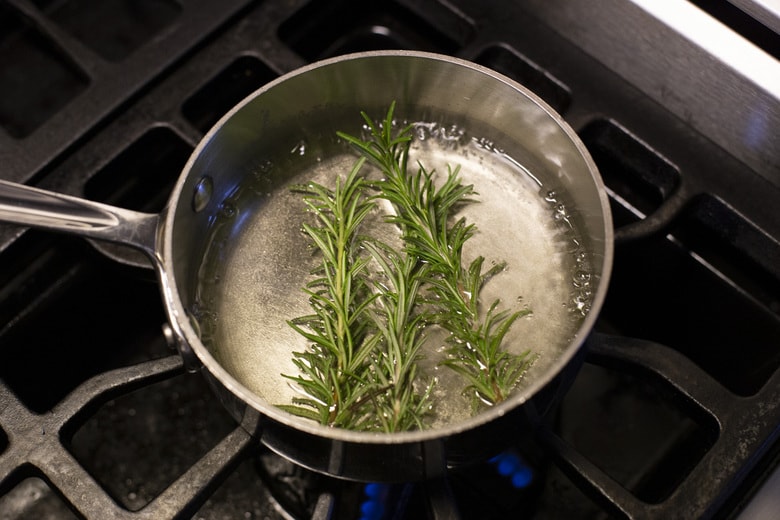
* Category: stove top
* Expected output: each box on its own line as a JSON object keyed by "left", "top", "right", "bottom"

{"left": 0, "top": 1, "right": 778, "bottom": 519}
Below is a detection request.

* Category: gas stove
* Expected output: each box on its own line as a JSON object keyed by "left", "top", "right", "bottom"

{"left": 0, "top": 1, "right": 778, "bottom": 519}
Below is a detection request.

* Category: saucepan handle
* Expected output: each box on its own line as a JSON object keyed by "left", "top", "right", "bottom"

{"left": 0, "top": 179, "right": 160, "bottom": 261}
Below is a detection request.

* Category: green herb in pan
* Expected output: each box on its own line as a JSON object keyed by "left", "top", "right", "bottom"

{"left": 281, "top": 103, "right": 534, "bottom": 430}
{"left": 279, "top": 158, "right": 380, "bottom": 429}
{"left": 338, "top": 102, "right": 534, "bottom": 410}
{"left": 279, "top": 154, "right": 434, "bottom": 431}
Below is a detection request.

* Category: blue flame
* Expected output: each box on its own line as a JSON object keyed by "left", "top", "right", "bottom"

{"left": 490, "top": 451, "right": 534, "bottom": 489}
{"left": 359, "top": 483, "right": 390, "bottom": 520}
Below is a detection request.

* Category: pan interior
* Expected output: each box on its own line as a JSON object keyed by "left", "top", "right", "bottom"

{"left": 200, "top": 131, "right": 590, "bottom": 428}
{"left": 172, "top": 53, "right": 610, "bottom": 438}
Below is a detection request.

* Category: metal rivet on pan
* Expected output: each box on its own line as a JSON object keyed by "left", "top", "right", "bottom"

{"left": 192, "top": 175, "right": 213, "bottom": 212}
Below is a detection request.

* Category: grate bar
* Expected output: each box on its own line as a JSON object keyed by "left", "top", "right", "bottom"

{"left": 540, "top": 333, "right": 780, "bottom": 519}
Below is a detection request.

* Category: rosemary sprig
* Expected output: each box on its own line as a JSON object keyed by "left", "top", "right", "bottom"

{"left": 279, "top": 158, "right": 380, "bottom": 428}
{"left": 363, "top": 240, "right": 435, "bottom": 432}
{"left": 338, "top": 103, "right": 534, "bottom": 409}
{"left": 281, "top": 154, "right": 433, "bottom": 432}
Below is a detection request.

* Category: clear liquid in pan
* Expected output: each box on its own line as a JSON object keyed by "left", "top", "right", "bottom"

{"left": 193, "top": 121, "right": 594, "bottom": 430}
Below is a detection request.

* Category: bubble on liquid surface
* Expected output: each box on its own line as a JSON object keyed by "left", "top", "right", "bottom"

{"left": 290, "top": 140, "right": 306, "bottom": 156}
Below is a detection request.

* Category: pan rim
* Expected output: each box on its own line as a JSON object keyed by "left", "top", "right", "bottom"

{"left": 163, "top": 49, "right": 614, "bottom": 445}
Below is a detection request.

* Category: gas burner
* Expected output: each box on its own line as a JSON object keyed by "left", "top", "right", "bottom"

{"left": 253, "top": 444, "right": 543, "bottom": 519}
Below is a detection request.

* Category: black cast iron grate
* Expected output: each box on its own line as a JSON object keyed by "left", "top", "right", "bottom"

{"left": 1, "top": 0, "right": 779, "bottom": 518}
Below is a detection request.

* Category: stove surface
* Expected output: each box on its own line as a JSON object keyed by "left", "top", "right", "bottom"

{"left": 0, "top": 1, "right": 778, "bottom": 519}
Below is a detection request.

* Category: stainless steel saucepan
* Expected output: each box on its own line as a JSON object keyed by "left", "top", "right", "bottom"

{"left": 0, "top": 51, "right": 613, "bottom": 482}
